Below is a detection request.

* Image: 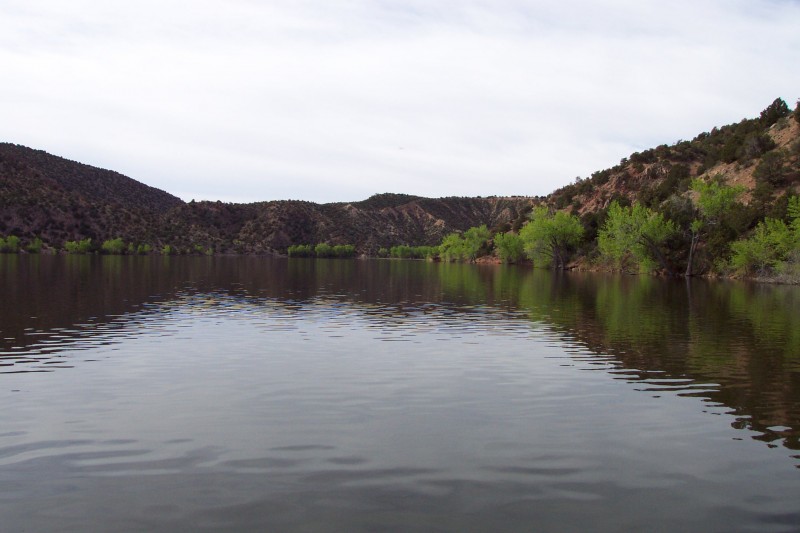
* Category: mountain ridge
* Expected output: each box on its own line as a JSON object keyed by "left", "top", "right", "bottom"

{"left": 1, "top": 98, "right": 798, "bottom": 263}
{"left": 0, "top": 144, "right": 537, "bottom": 253}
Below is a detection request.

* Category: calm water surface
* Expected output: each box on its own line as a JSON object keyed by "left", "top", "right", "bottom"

{"left": 1, "top": 256, "right": 799, "bottom": 532}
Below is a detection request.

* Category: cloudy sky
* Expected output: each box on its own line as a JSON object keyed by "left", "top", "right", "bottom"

{"left": 2, "top": 1, "right": 799, "bottom": 204}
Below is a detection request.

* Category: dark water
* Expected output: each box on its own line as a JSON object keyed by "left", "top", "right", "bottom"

{"left": 1, "top": 256, "right": 799, "bottom": 532}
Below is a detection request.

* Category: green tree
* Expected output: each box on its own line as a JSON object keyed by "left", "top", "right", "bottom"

{"left": 519, "top": 207, "right": 583, "bottom": 269}
{"left": 389, "top": 245, "right": 437, "bottom": 259}
{"left": 314, "top": 243, "right": 333, "bottom": 257}
{"left": 493, "top": 232, "right": 524, "bottom": 263}
{"left": 463, "top": 225, "right": 491, "bottom": 261}
{"left": 332, "top": 244, "right": 356, "bottom": 257}
{"left": 753, "top": 150, "right": 789, "bottom": 186}
{"left": 439, "top": 233, "right": 467, "bottom": 262}
{"left": 26, "top": 237, "right": 43, "bottom": 254}
{"left": 729, "top": 218, "right": 793, "bottom": 275}
{"left": 288, "top": 244, "right": 313, "bottom": 257}
{"left": 65, "top": 238, "right": 92, "bottom": 254}
{"left": 101, "top": 237, "right": 126, "bottom": 255}
{"left": 0, "top": 235, "right": 20, "bottom": 253}
{"left": 598, "top": 202, "right": 676, "bottom": 273}
{"left": 759, "top": 97, "right": 790, "bottom": 127}
{"left": 685, "top": 178, "right": 745, "bottom": 276}
{"left": 730, "top": 196, "right": 800, "bottom": 276}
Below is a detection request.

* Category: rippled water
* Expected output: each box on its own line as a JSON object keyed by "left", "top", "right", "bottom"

{"left": 1, "top": 256, "right": 799, "bottom": 532}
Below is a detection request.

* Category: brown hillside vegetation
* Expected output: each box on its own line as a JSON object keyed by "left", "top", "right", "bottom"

{"left": 0, "top": 146, "right": 536, "bottom": 253}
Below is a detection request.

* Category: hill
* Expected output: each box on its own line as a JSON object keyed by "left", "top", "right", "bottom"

{"left": 1, "top": 98, "right": 798, "bottom": 270}
{"left": 0, "top": 143, "right": 183, "bottom": 246}
{"left": 543, "top": 98, "right": 800, "bottom": 274}
{"left": 0, "top": 145, "right": 536, "bottom": 253}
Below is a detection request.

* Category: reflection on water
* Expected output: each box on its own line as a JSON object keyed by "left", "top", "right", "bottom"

{"left": 0, "top": 255, "right": 799, "bottom": 532}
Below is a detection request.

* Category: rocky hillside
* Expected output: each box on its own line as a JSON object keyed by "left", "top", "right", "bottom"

{"left": 543, "top": 98, "right": 800, "bottom": 272}
{"left": 159, "top": 195, "right": 536, "bottom": 254}
{"left": 0, "top": 145, "right": 536, "bottom": 253}
{"left": 549, "top": 98, "right": 799, "bottom": 222}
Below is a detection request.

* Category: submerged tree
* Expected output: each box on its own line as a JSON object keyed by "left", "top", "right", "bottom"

{"left": 519, "top": 206, "right": 583, "bottom": 269}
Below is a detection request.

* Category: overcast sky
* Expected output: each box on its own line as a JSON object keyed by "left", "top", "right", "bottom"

{"left": 2, "top": 1, "right": 799, "bottom": 204}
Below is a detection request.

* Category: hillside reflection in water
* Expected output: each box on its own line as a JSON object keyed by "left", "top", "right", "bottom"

{"left": 0, "top": 256, "right": 799, "bottom": 531}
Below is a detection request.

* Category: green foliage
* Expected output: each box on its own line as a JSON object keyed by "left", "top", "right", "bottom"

{"left": 438, "top": 225, "right": 490, "bottom": 262}
{"left": 740, "top": 133, "right": 776, "bottom": 161}
{"left": 161, "top": 244, "right": 175, "bottom": 255}
{"left": 314, "top": 243, "right": 333, "bottom": 257}
{"left": 463, "top": 225, "right": 491, "bottom": 260}
{"left": 685, "top": 178, "right": 747, "bottom": 275}
{"left": 64, "top": 238, "right": 92, "bottom": 254}
{"left": 0, "top": 235, "right": 20, "bottom": 253}
{"left": 136, "top": 244, "right": 152, "bottom": 255}
{"left": 288, "top": 244, "right": 314, "bottom": 257}
{"left": 26, "top": 237, "right": 43, "bottom": 254}
{"left": 519, "top": 207, "right": 583, "bottom": 269}
{"left": 759, "top": 97, "right": 790, "bottom": 127}
{"left": 439, "top": 232, "right": 467, "bottom": 261}
{"left": 289, "top": 243, "right": 356, "bottom": 258}
{"left": 389, "top": 245, "right": 437, "bottom": 259}
{"left": 753, "top": 150, "right": 790, "bottom": 186}
{"left": 493, "top": 232, "right": 524, "bottom": 263}
{"left": 598, "top": 202, "right": 676, "bottom": 273}
{"left": 377, "top": 247, "right": 389, "bottom": 258}
{"left": 729, "top": 218, "right": 794, "bottom": 275}
{"left": 101, "top": 237, "right": 126, "bottom": 255}
{"left": 189, "top": 244, "right": 213, "bottom": 255}
{"left": 730, "top": 196, "right": 800, "bottom": 277}
{"left": 332, "top": 244, "right": 356, "bottom": 257}
{"left": 692, "top": 178, "right": 745, "bottom": 219}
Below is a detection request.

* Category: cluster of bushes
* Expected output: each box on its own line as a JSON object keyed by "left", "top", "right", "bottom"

{"left": 381, "top": 245, "right": 438, "bottom": 259}
{"left": 729, "top": 196, "right": 800, "bottom": 281}
{"left": 287, "top": 243, "right": 356, "bottom": 258}
{"left": 61, "top": 238, "right": 210, "bottom": 255}
{"left": 0, "top": 235, "right": 21, "bottom": 253}
{"left": 0, "top": 235, "right": 44, "bottom": 253}
{"left": 439, "top": 225, "right": 491, "bottom": 261}
{"left": 64, "top": 238, "right": 93, "bottom": 254}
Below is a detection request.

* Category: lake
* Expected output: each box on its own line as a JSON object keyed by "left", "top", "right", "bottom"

{"left": 1, "top": 255, "right": 799, "bottom": 532}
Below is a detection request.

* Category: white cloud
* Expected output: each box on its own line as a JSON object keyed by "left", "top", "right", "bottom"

{"left": 1, "top": 0, "right": 799, "bottom": 203}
